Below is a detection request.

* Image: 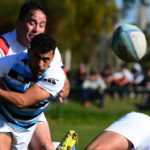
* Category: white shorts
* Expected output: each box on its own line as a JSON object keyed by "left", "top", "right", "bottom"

{"left": 105, "top": 111, "right": 150, "bottom": 150}
{"left": 38, "top": 112, "right": 48, "bottom": 124}
{"left": 0, "top": 119, "right": 36, "bottom": 150}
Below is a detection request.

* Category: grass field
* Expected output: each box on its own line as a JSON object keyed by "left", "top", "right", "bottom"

{"left": 45, "top": 94, "right": 150, "bottom": 150}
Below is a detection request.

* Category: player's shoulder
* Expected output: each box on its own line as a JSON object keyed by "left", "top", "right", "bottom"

{"left": 0, "top": 53, "right": 18, "bottom": 70}
{"left": 2, "top": 31, "right": 11, "bottom": 39}
{"left": 55, "top": 47, "right": 60, "bottom": 53}
{"left": 37, "top": 62, "right": 65, "bottom": 95}
{"left": 0, "top": 52, "right": 27, "bottom": 64}
{"left": 1, "top": 29, "right": 16, "bottom": 40}
{"left": 52, "top": 47, "right": 64, "bottom": 67}
{"left": 45, "top": 62, "right": 65, "bottom": 80}
{"left": 0, "top": 29, "right": 17, "bottom": 56}
{"left": 49, "top": 62, "right": 64, "bottom": 75}
{"left": 53, "top": 47, "right": 61, "bottom": 59}
{"left": 0, "top": 29, "right": 16, "bottom": 49}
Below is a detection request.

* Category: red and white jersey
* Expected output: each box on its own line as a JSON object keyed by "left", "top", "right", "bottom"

{"left": 0, "top": 29, "right": 26, "bottom": 57}
{"left": 0, "top": 29, "right": 63, "bottom": 67}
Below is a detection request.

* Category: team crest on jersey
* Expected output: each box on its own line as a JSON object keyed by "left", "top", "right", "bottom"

{"left": 42, "top": 78, "right": 59, "bottom": 85}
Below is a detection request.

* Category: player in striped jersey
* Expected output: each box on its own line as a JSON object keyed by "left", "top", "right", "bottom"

{"left": 0, "top": 33, "right": 65, "bottom": 150}
{"left": 0, "top": 1, "right": 70, "bottom": 150}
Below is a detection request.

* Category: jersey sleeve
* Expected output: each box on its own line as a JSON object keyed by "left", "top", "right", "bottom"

{"left": 52, "top": 47, "right": 63, "bottom": 68}
{"left": 36, "top": 64, "right": 65, "bottom": 97}
{"left": 0, "top": 56, "right": 12, "bottom": 77}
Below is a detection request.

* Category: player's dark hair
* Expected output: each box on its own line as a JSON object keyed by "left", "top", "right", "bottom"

{"left": 18, "top": 0, "right": 48, "bottom": 21}
{"left": 30, "top": 33, "right": 56, "bottom": 53}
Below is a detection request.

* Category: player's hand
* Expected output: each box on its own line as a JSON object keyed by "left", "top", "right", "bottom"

{"left": 55, "top": 78, "right": 70, "bottom": 103}
{"left": 55, "top": 89, "right": 64, "bottom": 104}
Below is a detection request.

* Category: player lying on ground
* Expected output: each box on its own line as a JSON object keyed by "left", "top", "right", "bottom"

{"left": 0, "top": 33, "right": 65, "bottom": 150}
{"left": 85, "top": 111, "right": 150, "bottom": 150}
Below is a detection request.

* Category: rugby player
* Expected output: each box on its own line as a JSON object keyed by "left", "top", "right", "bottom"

{"left": 0, "top": 1, "right": 70, "bottom": 150}
{"left": 85, "top": 111, "right": 150, "bottom": 150}
{"left": 0, "top": 33, "right": 65, "bottom": 150}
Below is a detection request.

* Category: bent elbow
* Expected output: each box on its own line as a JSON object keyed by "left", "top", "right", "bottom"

{"left": 14, "top": 98, "right": 28, "bottom": 109}
{"left": 15, "top": 103, "right": 26, "bottom": 109}
{"left": 16, "top": 103, "right": 26, "bottom": 109}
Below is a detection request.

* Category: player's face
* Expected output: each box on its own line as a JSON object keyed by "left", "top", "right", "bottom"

{"left": 29, "top": 47, "right": 54, "bottom": 79}
{"left": 17, "top": 10, "right": 46, "bottom": 47}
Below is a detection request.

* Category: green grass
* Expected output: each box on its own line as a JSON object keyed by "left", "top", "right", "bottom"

{"left": 45, "top": 95, "right": 150, "bottom": 150}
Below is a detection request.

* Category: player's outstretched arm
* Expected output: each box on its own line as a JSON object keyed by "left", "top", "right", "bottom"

{"left": 0, "top": 84, "right": 51, "bottom": 108}
{"left": 84, "top": 131, "right": 131, "bottom": 150}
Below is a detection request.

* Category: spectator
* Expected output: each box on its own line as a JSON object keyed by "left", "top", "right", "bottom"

{"left": 100, "top": 65, "right": 113, "bottom": 88}
{"left": 113, "top": 63, "right": 133, "bottom": 99}
{"left": 100, "top": 65, "right": 115, "bottom": 97}
{"left": 140, "top": 68, "right": 150, "bottom": 109}
{"left": 131, "top": 63, "right": 145, "bottom": 98}
{"left": 70, "top": 63, "right": 87, "bottom": 100}
{"left": 145, "top": 69, "right": 150, "bottom": 89}
{"left": 82, "top": 70, "right": 107, "bottom": 107}
{"left": 74, "top": 63, "right": 87, "bottom": 87}
{"left": 132, "top": 63, "right": 145, "bottom": 86}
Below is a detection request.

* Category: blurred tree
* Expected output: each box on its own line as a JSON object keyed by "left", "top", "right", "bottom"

{"left": 0, "top": 0, "right": 22, "bottom": 34}
{"left": 43, "top": 0, "right": 119, "bottom": 71}
{"left": 122, "top": 0, "right": 135, "bottom": 18}
{"left": 1, "top": 0, "right": 150, "bottom": 72}
{"left": 0, "top": 0, "right": 119, "bottom": 72}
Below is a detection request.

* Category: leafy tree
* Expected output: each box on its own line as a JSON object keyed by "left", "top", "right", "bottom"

{"left": 0, "top": 0, "right": 119, "bottom": 71}
{"left": 0, "top": 0, "right": 22, "bottom": 34}
{"left": 44, "top": 0, "right": 119, "bottom": 71}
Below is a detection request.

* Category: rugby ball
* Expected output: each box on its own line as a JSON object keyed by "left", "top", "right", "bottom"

{"left": 112, "top": 24, "right": 147, "bottom": 62}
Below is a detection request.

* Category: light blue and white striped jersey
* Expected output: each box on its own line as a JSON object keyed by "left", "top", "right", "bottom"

{"left": 0, "top": 52, "right": 65, "bottom": 130}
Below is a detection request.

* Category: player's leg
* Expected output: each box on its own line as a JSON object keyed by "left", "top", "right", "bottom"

{"left": 0, "top": 119, "right": 12, "bottom": 150}
{"left": 0, "top": 133, "right": 12, "bottom": 150}
{"left": 28, "top": 121, "right": 54, "bottom": 150}
{"left": 85, "top": 131, "right": 132, "bottom": 150}
{"left": 11, "top": 123, "right": 36, "bottom": 150}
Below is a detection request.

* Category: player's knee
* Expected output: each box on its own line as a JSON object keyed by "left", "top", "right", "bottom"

{"left": 85, "top": 144, "right": 110, "bottom": 150}
{"left": 39, "top": 139, "right": 54, "bottom": 150}
{"left": 29, "top": 138, "right": 52, "bottom": 150}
